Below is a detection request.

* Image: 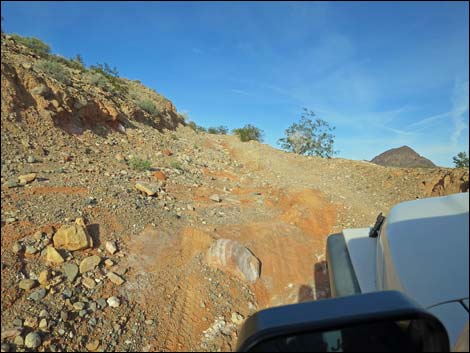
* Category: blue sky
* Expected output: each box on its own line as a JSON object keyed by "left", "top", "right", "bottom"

{"left": 2, "top": 1, "right": 469, "bottom": 167}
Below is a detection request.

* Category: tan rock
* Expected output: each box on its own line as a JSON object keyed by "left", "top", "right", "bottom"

{"left": 1, "top": 328, "right": 22, "bottom": 340}
{"left": 105, "top": 241, "right": 117, "bottom": 255}
{"left": 81, "top": 277, "right": 96, "bottom": 289}
{"left": 45, "top": 246, "right": 64, "bottom": 264}
{"left": 38, "top": 270, "right": 50, "bottom": 285}
{"left": 19, "top": 279, "right": 38, "bottom": 291}
{"left": 231, "top": 312, "right": 244, "bottom": 325}
{"left": 135, "top": 182, "right": 159, "bottom": 196}
{"left": 107, "top": 271, "right": 124, "bottom": 285}
{"left": 38, "top": 318, "right": 47, "bottom": 330}
{"left": 79, "top": 255, "right": 101, "bottom": 274}
{"left": 104, "top": 259, "right": 114, "bottom": 268}
{"left": 18, "top": 173, "right": 36, "bottom": 184}
{"left": 86, "top": 339, "right": 100, "bottom": 351}
{"left": 53, "top": 218, "right": 93, "bottom": 251}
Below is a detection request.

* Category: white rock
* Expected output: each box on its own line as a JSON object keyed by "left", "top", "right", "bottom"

{"left": 24, "top": 332, "right": 41, "bottom": 349}
{"left": 206, "top": 239, "right": 260, "bottom": 283}
{"left": 105, "top": 241, "right": 117, "bottom": 255}
{"left": 107, "top": 296, "right": 120, "bottom": 308}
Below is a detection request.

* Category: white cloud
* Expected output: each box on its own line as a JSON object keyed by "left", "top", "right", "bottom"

{"left": 406, "top": 111, "right": 452, "bottom": 130}
{"left": 450, "top": 79, "right": 469, "bottom": 147}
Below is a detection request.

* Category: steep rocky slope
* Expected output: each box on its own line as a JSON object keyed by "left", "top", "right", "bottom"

{"left": 370, "top": 145, "right": 436, "bottom": 168}
{"left": 1, "top": 33, "right": 469, "bottom": 352}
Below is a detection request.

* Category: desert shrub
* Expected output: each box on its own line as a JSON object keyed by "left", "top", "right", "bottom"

{"left": 90, "top": 62, "right": 119, "bottom": 77}
{"left": 50, "top": 54, "right": 85, "bottom": 71}
{"left": 137, "top": 99, "right": 158, "bottom": 115}
{"left": 89, "top": 62, "right": 128, "bottom": 95}
{"left": 208, "top": 126, "right": 228, "bottom": 135}
{"left": 129, "top": 89, "right": 140, "bottom": 101}
{"left": 170, "top": 160, "right": 183, "bottom": 170}
{"left": 85, "top": 71, "right": 111, "bottom": 90}
{"left": 278, "top": 108, "right": 337, "bottom": 158}
{"left": 11, "top": 34, "right": 50, "bottom": 56}
{"left": 128, "top": 157, "right": 151, "bottom": 171}
{"left": 178, "top": 112, "right": 188, "bottom": 121}
{"left": 187, "top": 121, "right": 197, "bottom": 130}
{"left": 36, "top": 59, "right": 71, "bottom": 85}
{"left": 187, "top": 121, "right": 207, "bottom": 133}
{"left": 233, "top": 124, "right": 263, "bottom": 142}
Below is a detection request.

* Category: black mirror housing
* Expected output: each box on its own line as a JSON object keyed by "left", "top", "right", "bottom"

{"left": 236, "top": 291, "right": 449, "bottom": 352}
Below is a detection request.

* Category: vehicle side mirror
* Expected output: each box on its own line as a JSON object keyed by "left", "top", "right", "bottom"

{"left": 236, "top": 291, "right": 449, "bottom": 352}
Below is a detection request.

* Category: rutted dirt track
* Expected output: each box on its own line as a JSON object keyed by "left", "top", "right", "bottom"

{"left": 120, "top": 141, "right": 340, "bottom": 350}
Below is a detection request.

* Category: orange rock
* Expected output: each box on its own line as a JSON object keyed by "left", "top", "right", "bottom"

{"left": 153, "top": 171, "right": 167, "bottom": 181}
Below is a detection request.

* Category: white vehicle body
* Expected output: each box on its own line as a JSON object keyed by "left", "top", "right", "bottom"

{"left": 328, "top": 192, "right": 469, "bottom": 349}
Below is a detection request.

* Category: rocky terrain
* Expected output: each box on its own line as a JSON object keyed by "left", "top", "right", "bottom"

{"left": 1, "top": 33, "right": 469, "bottom": 352}
{"left": 370, "top": 145, "right": 436, "bottom": 168}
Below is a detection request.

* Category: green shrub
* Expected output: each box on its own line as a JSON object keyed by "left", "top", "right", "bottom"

{"left": 89, "top": 63, "right": 128, "bottom": 95}
{"left": 178, "top": 112, "right": 188, "bottom": 121}
{"left": 208, "top": 126, "right": 228, "bottom": 135}
{"left": 36, "top": 59, "right": 71, "bottom": 85}
{"left": 11, "top": 34, "right": 50, "bottom": 56}
{"left": 86, "top": 71, "right": 111, "bottom": 90}
{"left": 90, "top": 62, "right": 119, "bottom": 77}
{"left": 128, "top": 157, "right": 151, "bottom": 171}
{"left": 187, "top": 121, "right": 207, "bottom": 133}
{"left": 129, "top": 89, "right": 140, "bottom": 101}
{"left": 170, "top": 161, "right": 183, "bottom": 170}
{"left": 233, "top": 124, "right": 263, "bottom": 142}
{"left": 50, "top": 54, "right": 85, "bottom": 71}
{"left": 138, "top": 99, "right": 158, "bottom": 115}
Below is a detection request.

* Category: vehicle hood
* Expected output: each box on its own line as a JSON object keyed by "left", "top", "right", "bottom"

{"left": 377, "top": 192, "right": 469, "bottom": 309}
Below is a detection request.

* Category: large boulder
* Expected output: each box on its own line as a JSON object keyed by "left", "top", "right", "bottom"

{"left": 53, "top": 218, "right": 93, "bottom": 251}
{"left": 207, "top": 239, "right": 261, "bottom": 283}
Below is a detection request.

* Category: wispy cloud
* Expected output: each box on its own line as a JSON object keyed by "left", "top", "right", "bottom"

{"left": 383, "top": 126, "right": 420, "bottom": 137}
{"left": 450, "top": 78, "right": 469, "bottom": 146}
{"left": 229, "top": 88, "right": 253, "bottom": 96}
{"left": 406, "top": 111, "right": 452, "bottom": 130}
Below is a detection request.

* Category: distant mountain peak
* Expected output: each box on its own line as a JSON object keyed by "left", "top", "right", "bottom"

{"left": 371, "top": 146, "right": 436, "bottom": 168}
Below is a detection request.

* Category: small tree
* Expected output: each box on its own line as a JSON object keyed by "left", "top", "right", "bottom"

{"left": 90, "top": 62, "right": 119, "bottom": 77}
{"left": 73, "top": 54, "right": 84, "bottom": 66}
{"left": 233, "top": 124, "right": 263, "bottom": 142}
{"left": 453, "top": 152, "right": 469, "bottom": 168}
{"left": 278, "top": 108, "right": 337, "bottom": 158}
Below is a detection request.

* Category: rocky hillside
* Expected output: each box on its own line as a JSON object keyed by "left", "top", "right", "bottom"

{"left": 370, "top": 145, "right": 436, "bottom": 168}
{"left": 1, "top": 33, "right": 469, "bottom": 352}
{"left": 1, "top": 33, "right": 184, "bottom": 151}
